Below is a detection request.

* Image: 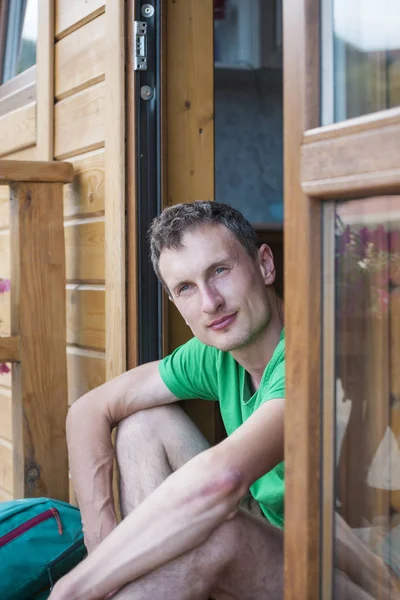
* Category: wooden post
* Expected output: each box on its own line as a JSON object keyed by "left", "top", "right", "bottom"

{"left": 0, "top": 159, "right": 73, "bottom": 501}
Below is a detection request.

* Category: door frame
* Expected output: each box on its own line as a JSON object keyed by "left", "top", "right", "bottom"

{"left": 284, "top": 0, "right": 400, "bottom": 597}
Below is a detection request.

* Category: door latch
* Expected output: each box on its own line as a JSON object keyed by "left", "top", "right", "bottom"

{"left": 134, "top": 21, "right": 147, "bottom": 70}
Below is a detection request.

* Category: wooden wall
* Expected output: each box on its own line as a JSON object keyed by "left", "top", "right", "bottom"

{"left": 0, "top": 0, "right": 126, "bottom": 501}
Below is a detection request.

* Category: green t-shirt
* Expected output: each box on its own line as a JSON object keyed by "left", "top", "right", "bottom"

{"left": 159, "top": 330, "right": 285, "bottom": 528}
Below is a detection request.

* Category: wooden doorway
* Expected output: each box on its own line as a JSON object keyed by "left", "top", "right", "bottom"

{"left": 164, "top": 0, "right": 284, "bottom": 443}
{"left": 284, "top": 0, "right": 400, "bottom": 597}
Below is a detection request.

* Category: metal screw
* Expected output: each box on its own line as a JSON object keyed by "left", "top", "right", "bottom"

{"left": 141, "top": 85, "right": 154, "bottom": 100}
{"left": 142, "top": 4, "right": 155, "bottom": 17}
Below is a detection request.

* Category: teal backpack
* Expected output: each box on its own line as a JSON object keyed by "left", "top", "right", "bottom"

{"left": 0, "top": 497, "right": 87, "bottom": 599}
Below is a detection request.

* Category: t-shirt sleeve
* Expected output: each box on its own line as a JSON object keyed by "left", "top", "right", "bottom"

{"left": 262, "top": 358, "right": 285, "bottom": 402}
{"left": 159, "top": 337, "right": 219, "bottom": 401}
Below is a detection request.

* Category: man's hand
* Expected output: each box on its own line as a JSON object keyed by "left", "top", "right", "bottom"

{"left": 50, "top": 398, "right": 284, "bottom": 599}
{"left": 50, "top": 448, "right": 246, "bottom": 600}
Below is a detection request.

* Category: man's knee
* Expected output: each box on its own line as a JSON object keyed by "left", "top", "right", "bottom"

{"left": 116, "top": 405, "right": 177, "bottom": 455}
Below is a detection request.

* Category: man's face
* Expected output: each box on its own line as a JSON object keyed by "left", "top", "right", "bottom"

{"left": 159, "top": 224, "right": 275, "bottom": 352}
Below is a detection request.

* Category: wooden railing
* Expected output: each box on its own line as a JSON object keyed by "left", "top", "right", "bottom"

{"left": 0, "top": 160, "right": 73, "bottom": 502}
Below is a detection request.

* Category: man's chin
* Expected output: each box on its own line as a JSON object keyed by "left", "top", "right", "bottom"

{"left": 207, "top": 334, "right": 249, "bottom": 353}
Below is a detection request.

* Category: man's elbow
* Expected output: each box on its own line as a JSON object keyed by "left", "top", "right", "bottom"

{"left": 195, "top": 450, "right": 248, "bottom": 510}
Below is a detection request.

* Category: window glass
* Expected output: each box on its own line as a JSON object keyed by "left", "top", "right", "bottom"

{"left": 333, "top": 196, "right": 400, "bottom": 596}
{"left": 324, "top": 0, "right": 400, "bottom": 122}
{"left": 1, "top": 0, "right": 38, "bottom": 84}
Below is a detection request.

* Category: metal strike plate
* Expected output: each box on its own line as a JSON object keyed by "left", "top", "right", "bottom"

{"left": 134, "top": 21, "right": 148, "bottom": 70}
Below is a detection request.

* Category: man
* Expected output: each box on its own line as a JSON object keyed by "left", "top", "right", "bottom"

{"left": 51, "top": 202, "right": 396, "bottom": 600}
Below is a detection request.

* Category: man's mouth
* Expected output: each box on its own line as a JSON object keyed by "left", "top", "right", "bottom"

{"left": 207, "top": 313, "right": 237, "bottom": 330}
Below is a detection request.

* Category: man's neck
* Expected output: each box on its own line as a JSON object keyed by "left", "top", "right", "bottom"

{"left": 230, "top": 296, "right": 284, "bottom": 390}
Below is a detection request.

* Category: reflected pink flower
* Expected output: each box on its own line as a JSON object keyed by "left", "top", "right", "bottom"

{"left": 0, "top": 363, "right": 10, "bottom": 374}
{"left": 0, "top": 279, "right": 10, "bottom": 293}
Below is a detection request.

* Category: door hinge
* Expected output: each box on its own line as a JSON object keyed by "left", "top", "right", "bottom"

{"left": 134, "top": 21, "right": 148, "bottom": 70}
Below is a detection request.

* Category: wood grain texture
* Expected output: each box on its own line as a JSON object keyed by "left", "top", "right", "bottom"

{"left": 36, "top": 0, "right": 54, "bottom": 160}
{"left": 65, "top": 219, "right": 104, "bottom": 283}
{"left": 0, "top": 286, "right": 105, "bottom": 351}
{"left": 10, "top": 181, "right": 68, "bottom": 501}
{"left": 166, "top": 0, "right": 214, "bottom": 206}
{"left": 0, "top": 66, "right": 35, "bottom": 100}
{"left": 55, "top": 0, "right": 105, "bottom": 39}
{"left": 0, "top": 147, "right": 37, "bottom": 226}
{"left": 0, "top": 160, "right": 73, "bottom": 183}
{"left": 0, "top": 82, "right": 36, "bottom": 118}
{"left": 0, "top": 486, "right": 12, "bottom": 501}
{"left": 0, "top": 389, "right": 12, "bottom": 441}
{"left": 301, "top": 112, "right": 400, "bottom": 199}
{"left": 0, "top": 104, "right": 36, "bottom": 158}
{"left": 67, "top": 347, "right": 105, "bottom": 405}
{"left": 54, "top": 82, "right": 105, "bottom": 159}
{"left": 55, "top": 13, "right": 106, "bottom": 100}
{"left": 66, "top": 287, "right": 105, "bottom": 350}
{"left": 0, "top": 441, "right": 13, "bottom": 493}
{"left": 104, "top": 0, "right": 126, "bottom": 380}
{"left": 283, "top": 0, "right": 321, "bottom": 598}
{"left": 0, "top": 218, "right": 103, "bottom": 284}
{"left": 0, "top": 336, "right": 20, "bottom": 362}
{"left": 63, "top": 149, "right": 105, "bottom": 219}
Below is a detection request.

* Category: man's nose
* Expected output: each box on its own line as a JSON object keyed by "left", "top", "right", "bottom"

{"left": 200, "top": 284, "right": 224, "bottom": 314}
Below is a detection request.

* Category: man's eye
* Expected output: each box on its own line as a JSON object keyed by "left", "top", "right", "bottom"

{"left": 215, "top": 267, "right": 227, "bottom": 274}
{"left": 179, "top": 284, "right": 190, "bottom": 294}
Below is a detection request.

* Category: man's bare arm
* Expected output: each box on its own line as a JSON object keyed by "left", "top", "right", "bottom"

{"left": 51, "top": 398, "right": 284, "bottom": 600}
{"left": 67, "top": 361, "right": 177, "bottom": 552}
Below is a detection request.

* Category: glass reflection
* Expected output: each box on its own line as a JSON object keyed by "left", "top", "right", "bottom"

{"left": 334, "top": 196, "right": 400, "bottom": 597}
{"left": 333, "top": 0, "right": 400, "bottom": 120}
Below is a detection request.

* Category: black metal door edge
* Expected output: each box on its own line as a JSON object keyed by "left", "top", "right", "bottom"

{"left": 135, "top": 0, "right": 163, "bottom": 364}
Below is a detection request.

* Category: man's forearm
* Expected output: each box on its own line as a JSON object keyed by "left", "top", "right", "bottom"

{"left": 50, "top": 451, "right": 245, "bottom": 600}
{"left": 67, "top": 398, "right": 117, "bottom": 552}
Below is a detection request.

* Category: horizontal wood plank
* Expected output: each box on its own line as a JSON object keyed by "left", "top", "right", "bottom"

{"left": 65, "top": 219, "right": 105, "bottom": 283}
{"left": 0, "top": 104, "right": 36, "bottom": 158}
{"left": 0, "top": 336, "right": 20, "bottom": 362}
{"left": 302, "top": 110, "right": 400, "bottom": 198}
{"left": 0, "top": 219, "right": 104, "bottom": 283}
{"left": 1, "top": 288, "right": 106, "bottom": 350}
{"left": 63, "top": 149, "right": 105, "bottom": 219}
{"left": 54, "top": 83, "right": 105, "bottom": 159}
{"left": 56, "top": 0, "right": 105, "bottom": 39}
{"left": 0, "top": 389, "right": 11, "bottom": 441}
{"left": 66, "top": 287, "right": 105, "bottom": 350}
{"left": 0, "top": 160, "right": 73, "bottom": 184}
{"left": 67, "top": 347, "right": 106, "bottom": 405}
{"left": 55, "top": 14, "right": 106, "bottom": 100}
{"left": 0, "top": 67, "right": 35, "bottom": 100}
{"left": 0, "top": 441, "right": 13, "bottom": 493}
{"left": 0, "top": 82, "right": 36, "bottom": 118}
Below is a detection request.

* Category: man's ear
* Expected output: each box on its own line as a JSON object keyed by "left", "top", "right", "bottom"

{"left": 258, "top": 244, "right": 276, "bottom": 285}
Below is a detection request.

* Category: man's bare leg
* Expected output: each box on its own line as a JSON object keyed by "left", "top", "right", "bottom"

{"left": 112, "top": 511, "right": 284, "bottom": 600}
{"left": 116, "top": 404, "right": 210, "bottom": 515}
{"left": 114, "top": 405, "right": 284, "bottom": 599}
{"left": 335, "top": 513, "right": 400, "bottom": 598}
{"left": 114, "top": 405, "right": 390, "bottom": 600}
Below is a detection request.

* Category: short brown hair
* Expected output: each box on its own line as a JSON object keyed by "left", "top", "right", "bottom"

{"left": 149, "top": 201, "right": 258, "bottom": 285}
